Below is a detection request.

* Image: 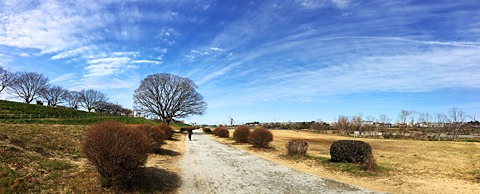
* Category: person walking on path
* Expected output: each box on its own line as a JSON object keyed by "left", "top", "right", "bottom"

{"left": 187, "top": 128, "right": 193, "bottom": 141}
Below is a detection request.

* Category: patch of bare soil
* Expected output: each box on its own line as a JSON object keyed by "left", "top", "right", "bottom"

{"left": 213, "top": 129, "right": 480, "bottom": 194}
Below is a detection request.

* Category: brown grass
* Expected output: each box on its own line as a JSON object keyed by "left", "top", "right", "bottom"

{"left": 0, "top": 124, "right": 185, "bottom": 194}
{"left": 213, "top": 129, "right": 480, "bottom": 194}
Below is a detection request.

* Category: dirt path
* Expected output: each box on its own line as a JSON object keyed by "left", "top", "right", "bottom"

{"left": 179, "top": 131, "right": 376, "bottom": 194}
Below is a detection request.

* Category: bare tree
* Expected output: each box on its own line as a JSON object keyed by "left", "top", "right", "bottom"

{"left": 335, "top": 115, "right": 350, "bottom": 135}
{"left": 122, "top": 108, "right": 134, "bottom": 117}
{"left": 378, "top": 114, "right": 392, "bottom": 131}
{"left": 66, "top": 91, "right": 81, "bottom": 109}
{"left": 448, "top": 107, "right": 465, "bottom": 139}
{"left": 378, "top": 114, "right": 392, "bottom": 125}
{"left": 95, "top": 101, "right": 123, "bottom": 115}
{"left": 399, "top": 110, "right": 410, "bottom": 126}
{"left": 398, "top": 110, "right": 411, "bottom": 137}
{"left": 8, "top": 72, "right": 49, "bottom": 104}
{"left": 434, "top": 113, "right": 448, "bottom": 140}
{"left": 409, "top": 111, "right": 418, "bottom": 128}
{"left": 0, "top": 67, "right": 14, "bottom": 94}
{"left": 39, "top": 85, "right": 69, "bottom": 106}
{"left": 133, "top": 73, "right": 207, "bottom": 124}
{"left": 351, "top": 114, "right": 363, "bottom": 132}
{"left": 469, "top": 114, "right": 477, "bottom": 122}
{"left": 418, "top": 112, "right": 432, "bottom": 138}
{"left": 79, "top": 89, "right": 108, "bottom": 112}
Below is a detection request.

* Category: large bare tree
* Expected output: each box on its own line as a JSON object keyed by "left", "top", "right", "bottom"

{"left": 0, "top": 67, "right": 14, "bottom": 94}
{"left": 39, "top": 85, "right": 69, "bottom": 106}
{"left": 134, "top": 73, "right": 207, "bottom": 124}
{"left": 8, "top": 71, "right": 49, "bottom": 103}
{"left": 79, "top": 89, "right": 108, "bottom": 112}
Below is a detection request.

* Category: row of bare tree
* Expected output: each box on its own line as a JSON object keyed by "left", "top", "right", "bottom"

{"left": 333, "top": 107, "right": 478, "bottom": 139}
{"left": 0, "top": 67, "right": 133, "bottom": 116}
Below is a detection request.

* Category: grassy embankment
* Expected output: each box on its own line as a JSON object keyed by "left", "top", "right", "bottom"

{"left": 0, "top": 100, "right": 186, "bottom": 193}
{"left": 213, "top": 128, "right": 480, "bottom": 194}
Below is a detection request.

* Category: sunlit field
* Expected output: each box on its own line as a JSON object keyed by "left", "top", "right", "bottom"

{"left": 214, "top": 129, "right": 480, "bottom": 193}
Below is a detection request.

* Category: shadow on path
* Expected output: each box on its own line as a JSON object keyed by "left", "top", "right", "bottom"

{"left": 153, "top": 147, "right": 181, "bottom": 156}
{"left": 133, "top": 167, "right": 182, "bottom": 193}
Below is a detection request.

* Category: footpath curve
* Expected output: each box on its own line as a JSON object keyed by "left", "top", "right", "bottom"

{"left": 179, "top": 130, "right": 377, "bottom": 194}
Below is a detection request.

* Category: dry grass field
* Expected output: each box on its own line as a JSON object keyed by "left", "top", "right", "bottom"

{"left": 214, "top": 129, "right": 480, "bottom": 194}
{"left": 0, "top": 124, "right": 185, "bottom": 193}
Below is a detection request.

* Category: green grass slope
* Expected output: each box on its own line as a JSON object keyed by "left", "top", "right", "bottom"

{"left": 0, "top": 100, "right": 155, "bottom": 125}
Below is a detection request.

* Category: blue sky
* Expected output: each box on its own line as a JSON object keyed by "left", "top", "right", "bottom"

{"left": 1, "top": 0, "right": 479, "bottom": 124}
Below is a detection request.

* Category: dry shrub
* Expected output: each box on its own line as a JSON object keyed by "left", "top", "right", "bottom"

{"left": 179, "top": 127, "right": 190, "bottom": 133}
{"left": 248, "top": 127, "right": 273, "bottom": 148}
{"left": 135, "top": 124, "right": 165, "bottom": 152}
{"left": 329, "top": 140, "right": 372, "bottom": 163}
{"left": 158, "top": 123, "right": 174, "bottom": 140}
{"left": 233, "top": 125, "right": 250, "bottom": 143}
{"left": 213, "top": 126, "right": 223, "bottom": 136}
{"left": 215, "top": 127, "right": 229, "bottom": 138}
{"left": 286, "top": 139, "right": 308, "bottom": 157}
{"left": 213, "top": 127, "right": 220, "bottom": 136}
{"left": 83, "top": 121, "right": 150, "bottom": 189}
{"left": 202, "top": 127, "right": 212, "bottom": 134}
{"left": 362, "top": 153, "right": 377, "bottom": 171}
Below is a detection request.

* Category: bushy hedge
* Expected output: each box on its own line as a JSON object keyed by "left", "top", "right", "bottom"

{"left": 83, "top": 121, "right": 150, "bottom": 189}
{"left": 329, "top": 140, "right": 372, "bottom": 163}
{"left": 248, "top": 127, "right": 273, "bottom": 148}
{"left": 214, "top": 127, "right": 229, "bottom": 138}
{"left": 202, "top": 127, "right": 212, "bottom": 134}
{"left": 286, "top": 139, "right": 308, "bottom": 157}
{"left": 233, "top": 125, "right": 250, "bottom": 143}
{"left": 158, "top": 123, "right": 174, "bottom": 140}
{"left": 135, "top": 124, "right": 165, "bottom": 152}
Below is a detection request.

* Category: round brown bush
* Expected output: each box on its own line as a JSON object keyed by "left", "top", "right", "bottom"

{"left": 158, "top": 123, "right": 174, "bottom": 140}
{"left": 202, "top": 127, "right": 212, "bottom": 134}
{"left": 248, "top": 127, "right": 273, "bottom": 148}
{"left": 136, "top": 124, "right": 165, "bottom": 152}
{"left": 213, "top": 127, "right": 220, "bottom": 136}
{"left": 233, "top": 125, "right": 250, "bottom": 143}
{"left": 83, "top": 121, "right": 150, "bottom": 189}
{"left": 286, "top": 139, "right": 308, "bottom": 157}
{"left": 329, "top": 140, "right": 372, "bottom": 163}
{"left": 215, "top": 127, "right": 229, "bottom": 138}
{"left": 213, "top": 126, "right": 223, "bottom": 136}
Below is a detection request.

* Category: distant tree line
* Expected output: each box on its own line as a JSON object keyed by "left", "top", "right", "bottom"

{"left": 0, "top": 67, "right": 134, "bottom": 116}
{"left": 250, "top": 108, "right": 479, "bottom": 141}
{"left": 0, "top": 67, "right": 206, "bottom": 122}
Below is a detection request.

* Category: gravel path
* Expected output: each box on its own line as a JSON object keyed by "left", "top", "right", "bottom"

{"left": 179, "top": 130, "right": 376, "bottom": 194}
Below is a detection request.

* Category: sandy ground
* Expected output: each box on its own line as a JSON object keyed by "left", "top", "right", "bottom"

{"left": 178, "top": 130, "right": 377, "bottom": 194}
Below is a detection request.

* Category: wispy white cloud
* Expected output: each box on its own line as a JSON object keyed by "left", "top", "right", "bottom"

{"left": 112, "top": 52, "right": 139, "bottom": 57}
{"left": 0, "top": 0, "right": 108, "bottom": 54}
{"left": 155, "top": 27, "right": 179, "bottom": 45}
{"left": 294, "top": 0, "right": 325, "bottom": 9}
{"left": 131, "top": 60, "right": 162, "bottom": 65}
{"left": 331, "top": 0, "right": 351, "bottom": 9}
{"left": 84, "top": 57, "right": 132, "bottom": 77}
{"left": 51, "top": 46, "right": 92, "bottom": 59}
{"left": 196, "top": 62, "right": 242, "bottom": 85}
{"left": 50, "top": 73, "right": 76, "bottom": 84}
{"left": 210, "top": 47, "right": 224, "bottom": 52}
